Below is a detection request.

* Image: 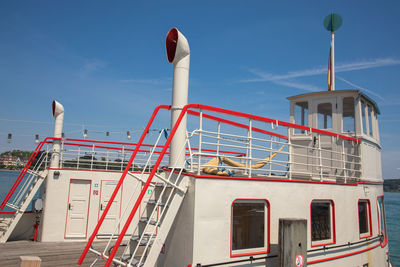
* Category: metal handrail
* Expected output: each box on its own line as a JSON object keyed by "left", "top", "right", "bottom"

{"left": 100, "top": 129, "right": 168, "bottom": 259}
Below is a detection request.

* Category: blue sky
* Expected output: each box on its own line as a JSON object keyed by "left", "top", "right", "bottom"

{"left": 0, "top": 1, "right": 399, "bottom": 178}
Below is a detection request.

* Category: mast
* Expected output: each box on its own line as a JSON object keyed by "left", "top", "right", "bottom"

{"left": 324, "top": 13, "right": 342, "bottom": 91}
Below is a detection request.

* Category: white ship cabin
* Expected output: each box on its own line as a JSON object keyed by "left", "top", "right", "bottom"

{"left": 0, "top": 27, "right": 390, "bottom": 267}
{"left": 288, "top": 89, "right": 382, "bottom": 182}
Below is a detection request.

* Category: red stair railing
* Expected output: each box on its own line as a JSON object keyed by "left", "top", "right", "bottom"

{"left": 0, "top": 137, "right": 57, "bottom": 211}
{"left": 77, "top": 104, "right": 171, "bottom": 265}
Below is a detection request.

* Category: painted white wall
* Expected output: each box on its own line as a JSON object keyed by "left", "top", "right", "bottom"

{"left": 39, "top": 170, "right": 148, "bottom": 242}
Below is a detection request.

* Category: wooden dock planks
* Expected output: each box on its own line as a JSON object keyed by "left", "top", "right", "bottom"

{"left": 0, "top": 240, "right": 107, "bottom": 267}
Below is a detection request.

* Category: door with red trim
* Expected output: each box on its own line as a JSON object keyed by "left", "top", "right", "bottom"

{"left": 65, "top": 179, "right": 91, "bottom": 238}
{"left": 98, "top": 180, "right": 121, "bottom": 236}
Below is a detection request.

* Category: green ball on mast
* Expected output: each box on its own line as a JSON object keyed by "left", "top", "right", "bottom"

{"left": 323, "top": 13, "right": 343, "bottom": 32}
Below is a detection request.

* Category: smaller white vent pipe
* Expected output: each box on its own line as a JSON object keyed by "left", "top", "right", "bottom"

{"left": 50, "top": 100, "right": 64, "bottom": 169}
{"left": 166, "top": 28, "right": 190, "bottom": 169}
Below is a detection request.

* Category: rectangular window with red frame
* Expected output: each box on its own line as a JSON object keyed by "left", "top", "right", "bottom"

{"left": 311, "top": 200, "right": 335, "bottom": 247}
{"left": 231, "top": 199, "right": 269, "bottom": 257}
{"left": 358, "top": 199, "right": 372, "bottom": 238}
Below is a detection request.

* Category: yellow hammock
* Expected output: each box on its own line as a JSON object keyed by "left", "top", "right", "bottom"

{"left": 202, "top": 145, "right": 286, "bottom": 176}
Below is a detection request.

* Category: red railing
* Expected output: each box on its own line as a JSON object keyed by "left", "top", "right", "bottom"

{"left": 0, "top": 136, "right": 169, "bottom": 211}
{"left": 77, "top": 104, "right": 171, "bottom": 265}
{"left": 78, "top": 103, "right": 361, "bottom": 266}
{"left": 0, "top": 137, "right": 56, "bottom": 211}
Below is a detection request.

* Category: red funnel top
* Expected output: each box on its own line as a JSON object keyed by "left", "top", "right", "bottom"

{"left": 166, "top": 28, "right": 178, "bottom": 63}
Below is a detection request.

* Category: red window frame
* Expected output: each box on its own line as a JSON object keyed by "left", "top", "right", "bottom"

{"left": 230, "top": 198, "right": 270, "bottom": 257}
{"left": 357, "top": 199, "right": 372, "bottom": 239}
{"left": 310, "top": 199, "right": 336, "bottom": 247}
{"left": 376, "top": 195, "right": 388, "bottom": 247}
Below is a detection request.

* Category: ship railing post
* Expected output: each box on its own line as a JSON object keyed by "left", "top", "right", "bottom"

{"left": 287, "top": 128, "right": 292, "bottom": 180}
{"left": 318, "top": 134, "right": 323, "bottom": 181}
{"left": 77, "top": 146, "right": 81, "bottom": 169}
{"left": 45, "top": 144, "right": 49, "bottom": 169}
{"left": 197, "top": 110, "right": 203, "bottom": 175}
{"left": 342, "top": 140, "right": 347, "bottom": 183}
{"left": 268, "top": 136, "right": 273, "bottom": 177}
{"left": 60, "top": 139, "right": 64, "bottom": 169}
{"left": 121, "top": 145, "right": 125, "bottom": 171}
{"left": 216, "top": 121, "right": 221, "bottom": 157}
{"left": 248, "top": 119, "right": 252, "bottom": 177}
{"left": 90, "top": 144, "right": 95, "bottom": 170}
{"left": 105, "top": 149, "right": 109, "bottom": 171}
{"left": 186, "top": 130, "right": 194, "bottom": 172}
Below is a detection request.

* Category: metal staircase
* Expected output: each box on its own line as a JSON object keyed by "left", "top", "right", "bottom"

{"left": 122, "top": 171, "right": 188, "bottom": 267}
{"left": 0, "top": 153, "right": 48, "bottom": 243}
{"left": 87, "top": 170, "right": 188, "bottom": 267}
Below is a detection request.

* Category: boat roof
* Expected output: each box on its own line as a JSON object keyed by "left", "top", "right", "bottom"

{"left": 287, "top": 89, "right": 380, "bottom": 114}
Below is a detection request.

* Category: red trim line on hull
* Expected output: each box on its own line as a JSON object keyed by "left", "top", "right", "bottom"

{"left": 307, "top": 242, "right": 381, "bottom": 264}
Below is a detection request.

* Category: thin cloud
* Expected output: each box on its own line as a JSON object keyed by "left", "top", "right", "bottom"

{"left": 336, "top": 75, "right": 385, "bottom": 101}
{"left": 336, "top": 58, "right": 400, "bottom": 72}
{"left": 242, "top": 67, "right": 325, "bottom": 82}
{"left": 241, "top": 57, "right": 400, "bottom": 83}
{"left": 79, "top": 59, "right": 106, "bottom": 78}
{"left": 273, "top": 80, "right": 322, "bottom": 92}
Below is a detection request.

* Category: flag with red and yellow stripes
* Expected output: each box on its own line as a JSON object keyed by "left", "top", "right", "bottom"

{"left": 328, "top": 46, "right": 332, "bottom": 91}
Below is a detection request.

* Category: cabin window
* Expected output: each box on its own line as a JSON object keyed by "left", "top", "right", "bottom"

{"left": 231, "top": 199, "right": 269, "bottom": 256}
{"left": 342, "top": 97, "right": 355, "bottom": 132}
{"left": 311, "top": 200, "right": 335, "bottom": 246}
{"left": 294, "top": 102, "right": 308, "bottom": 134}
{"left": 374, "top": 112, "right": 380, "bottom": 140}
{"left": 361, "top": 101, "right": 367, "bottom": 135}
{"left": 358, "top": 200, "right": 372, "bottom": 238}
{"left": 368, "top": 105, "right": 374, "bottom": 137}
{"left": 317, "top": 103, "right": 332, "bottom": 129}
{"left": 377, "top": 196, "right": 387, "bottom": 243}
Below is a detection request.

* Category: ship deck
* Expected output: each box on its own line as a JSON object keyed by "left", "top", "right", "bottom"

{"left": 0, "top": 240, "right": 107, "bottom": 266}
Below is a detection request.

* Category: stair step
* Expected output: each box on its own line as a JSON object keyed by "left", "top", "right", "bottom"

{"left": 147, "top": 200, "right": 165, "bottom": 207}
{"left": 131, "top": 258, "right": 144, "bottom": 267}
{"left": 139, "top": 218, "right": 158, "bottom": 226}
{"left": 154, "top": 182, "right": 173, "bottom": 188}
{"left": 133, "top": 238, "right": 153, "bottom": 246}
{"left": 130, "top": 233, "right": 154, "bottom": 241}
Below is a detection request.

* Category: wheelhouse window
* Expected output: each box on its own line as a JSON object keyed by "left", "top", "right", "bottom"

{"left": 294, "top": 102, "right": 308, "bottom": 134}
{"left": 231, "top": 199, "right": 269, "bottom": 256}
{"left": 342, "top": 97, "right": 355, "bottom": 132}
{"left": 358, "top": 200, "right": 372, "bottom": 238}
{"left": 362, "top": 100, "right": 367, "bottom": 135}
{"left": 368, "top": 104, "right": 374, "bottom": 137}
{"left": 311, "top": 200, "right": 335, "bottom": 246}
{"left": 317, "top": 103, "right": 332, "bottom": 129}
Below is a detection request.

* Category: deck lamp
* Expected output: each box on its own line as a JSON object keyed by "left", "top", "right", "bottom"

{"left": 35, "top": 135, "right": 39, "bottom": 144}
{"left": 83, "top": 129, "right": 88, "bottom": 139}
{"left": 127, "top": 131, "right": 131, "bottom": 140}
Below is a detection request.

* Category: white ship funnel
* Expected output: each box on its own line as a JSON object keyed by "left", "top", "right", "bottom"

{"left": 166, "top": 28, "right": 190, "bottom": 169}
{"left": 50, "top": 100, "right": 64, "bottom": 169}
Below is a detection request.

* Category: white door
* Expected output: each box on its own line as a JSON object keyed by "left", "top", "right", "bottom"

{"left": 65, "top": 179, "right": 91, "bottom": 238}
{"left": 98, "top": 180, "right": 121, "bottom": 236}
